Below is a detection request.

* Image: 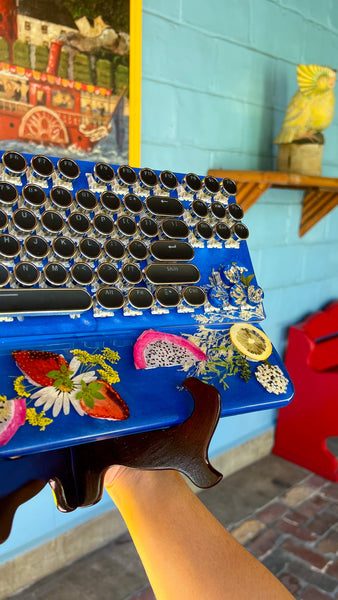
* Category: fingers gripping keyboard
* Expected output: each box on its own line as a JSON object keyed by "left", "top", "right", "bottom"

{"left": 0, "top": 150, "right": 263, "bottom": 327}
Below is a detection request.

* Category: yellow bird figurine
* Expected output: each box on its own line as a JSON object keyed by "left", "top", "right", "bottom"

{"left": 274, "top": 64, "right": 336, "bottom": 144}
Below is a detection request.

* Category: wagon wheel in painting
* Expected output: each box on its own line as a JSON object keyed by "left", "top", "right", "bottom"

{"left": 18, "top": 107, "right": 69, "bottom": 145}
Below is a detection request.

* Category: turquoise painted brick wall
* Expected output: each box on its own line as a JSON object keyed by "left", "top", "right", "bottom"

{"left": 1, "top": 0, "right": 337, "bottom": 564}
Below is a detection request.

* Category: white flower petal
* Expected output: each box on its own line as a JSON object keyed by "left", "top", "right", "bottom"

{"left": 73, "top": 371, "right": 96, "bottom": 384}
{"left": 68, "top": 357, "right": 81, "bottom": 376}
{"left": 35, "top": 392, "right": 56, "bottom": 412}
{"left": 31, "top": 386, "right": 56, "bottom": 400}
{"left": 52, "top": 393, "right": 64, "bottom": 417}
{"left": 69, "top": 393, "right": 85, "bottom": 416}
{"left": 62, "top": 395, "right": 70, "bottom": 415}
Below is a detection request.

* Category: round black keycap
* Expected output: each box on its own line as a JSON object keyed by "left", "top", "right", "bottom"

{"left": 0, "top": 209, "right": 8, "bottom": 230}
{"left": 233, "top": 222, "right": 249, "bottom": 240}
{"left": 76, "top": 189, "right": 97, "bottom": 211}
{"left": 68, "top": 212, "right": 90, "bottom": 234}
{"left": 124, "top": 193, "right": 143, "bottom": 214}
{"left": 31, "top": 155, "right": 54, "bottom": 179}
{"left": 79, "top": 238, "right": 101, "bottom": 260}
{"left": 71, "top": 262, "right": 94, "bottom": 285}
{"left": 227, "top": 203, "right": 243, "bottom": 221}
{"left": 14, "top": 262, "right": 40, "bottom": 286}
{"left": 183, "top": 173, "right": 202, "bottom": 193}
{"left": 0, "top": 234, "right": 20, "bottom": 258}
{"left": 117, "top": 216, "right": 137, "bottom": 236}
{"left": 162, "top": 218, "right": 189, "bottom": 239}
{"left": 50, "top": 186, "right": 73, "bottom": 209}
{"left": 2, "top": 151, "right": 27, "bottom": 175}
{"left": 0, "top": 263, "right": 9, "bottom": 287}
{"left": 160, "top": 170, "right": 178, "bottom": 191}
{"left": 94, "top": 162, "right": 115, "bottom": 184}
{"left": 41, "top": 211, "right": 64, "bottom": 234}
{"left": 221, "top": 178, "right": 237, "bottom": 196}
{"left": 13, "top": 209, "right": 37, "bottom": 233}
{"left": 139, "top": 168, "right": 158, "bottom": 189}
{"left": 128, "top": 240, "right": 148, "bottom": 261}
{"left": 22, "top": 184, "right": 46, "bottom": 208}
{"left": 156, "top": 286, "right": 180, "bottom": 308}
{"left": 139, "top": 217, "right": 158, "bottom": 238}
{"left": 128, "top": 287, "right": 154, "bottom": 310}
{"left": 117, "top": 165, "right": 137, "bottom": 186}
{"left": 183, "top": 286, "right": 206, "bottom": 307}
{"left": 97, "top": 287, "right": 124, "bottom": 310}
{"left": 196, "top": 221, "right": 213, "bottom": 240}
{"left": 100, "top": 191, "right": 120, "bottom": 212}
{"left": 192, "top": 199, "right": 208, "bottom": 218}
{"left": 0, "top": 182, "right": 18, "bottom": 207}
{"left": 215, "top": 222, "right": 231, "bottom": 241}
{"left": 105, "top": 238, "right": 125, "bottom": 260}
{"left": 93, "top": 213, "right": 114, "bottom": 235}
{"left": 122, "top": 263, "right": 142, "bottom": 284}
{"left": 203, "top": 176, "right": 220, "bottom": 195}
{"left": 211, "top": 201, "right": 226, "bottom": 219}
{"left": 25, "top": 235, "right": 49, "bottom": 260}
{"left": 44, "top": 262, "right": 68, "bottom": 286}
{"left": 97, "top": 263, "right": 118, "bottom": 285}
{"left": 53, "top": 236, "right": 76, "bottom": 260}
{"left": 57, "top": 158, "right": 80, "bottom": 181}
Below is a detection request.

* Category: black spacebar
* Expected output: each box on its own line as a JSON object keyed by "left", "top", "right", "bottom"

{"left": 0, "top": 288, "right": 92, "bottom": 316}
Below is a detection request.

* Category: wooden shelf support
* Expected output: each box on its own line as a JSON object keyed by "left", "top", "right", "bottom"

{"left": 208, "top": 169, "right": 338, "bottom": 236}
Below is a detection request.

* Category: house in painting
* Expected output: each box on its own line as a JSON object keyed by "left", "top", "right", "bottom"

{"left": 0, "top": 0, "right": 127, "bottom": 152}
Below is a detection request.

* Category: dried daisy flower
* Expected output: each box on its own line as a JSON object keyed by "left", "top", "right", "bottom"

{"left": 255, "top": 363, "right": 289, "bottom": 395}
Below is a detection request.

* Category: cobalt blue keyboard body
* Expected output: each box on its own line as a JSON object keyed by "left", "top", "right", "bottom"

{"left": 0, "top": 150, "right": 293, "bottom": 460}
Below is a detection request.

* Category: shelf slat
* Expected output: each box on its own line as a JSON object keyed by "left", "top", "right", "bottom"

{"left": 208, "top": 169, "right": 338, "bottom": 236}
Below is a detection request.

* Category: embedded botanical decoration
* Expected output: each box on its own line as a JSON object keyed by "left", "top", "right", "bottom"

{"left": 194, "top": 263, "right": 264, "bottom": 325}
{"left": 255, "top": 364, "right": 289, "bottom": 395}
{"left": 180, "top": 327, "right": 252, "bottom": 390}
{"left": 229, "top": 323, "right": 272, "bottom": 362}
{"left": 274, "top": 64, "right": 336, "bottom": 145}
{"left": 133, "top": 330, "right": 208, "bottom": 370}
{"left": 0, "top": 347, "right": 129, "bottom": 447}
{"left": 0, "top": 396, "right": 26, "bottom": 446}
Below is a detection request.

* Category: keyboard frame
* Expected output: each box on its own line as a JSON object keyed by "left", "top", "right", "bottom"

{"left": 0, "top": 152, "right": 293, "bottom": 459}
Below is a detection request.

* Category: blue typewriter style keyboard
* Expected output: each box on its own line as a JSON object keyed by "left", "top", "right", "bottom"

{"left": 0, "top": 150, "right": 264, "bottom": 328}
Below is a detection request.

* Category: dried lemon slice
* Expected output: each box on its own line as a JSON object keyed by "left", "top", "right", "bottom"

{"left": 229, "top": 323, "right": 272, "bottom": 361}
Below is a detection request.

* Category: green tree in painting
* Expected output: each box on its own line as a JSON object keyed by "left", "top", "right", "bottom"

{"left": 35, "top": 45, "right": 49, "bottom": 72}
{"left": 73, "top": 53, "right": 93, "bottom": 84}
{"left": 13, "top": 40, "right": 31, "bottom": 69}
{"left": 0, "top": 37, "right": 10, "bottom": 63}
{"left": 96, "top": 59, "right": 112, "bottom": 89}
{"left": 62, "top": 0, "right": 129, "bottom": 33}
{"left": 57, "top": 51, "right": 70, "bottom": 79}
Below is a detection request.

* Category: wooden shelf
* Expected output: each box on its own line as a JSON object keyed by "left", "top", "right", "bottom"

{"left": 208, "top": 169, "right": 338, "bottom": 237}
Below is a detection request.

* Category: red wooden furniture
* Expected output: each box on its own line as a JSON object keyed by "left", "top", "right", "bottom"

{"left": 273, "top": 301, "right": 338, "bottom": 481}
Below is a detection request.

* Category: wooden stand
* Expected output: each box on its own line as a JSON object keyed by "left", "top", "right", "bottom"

{"left": 0, "top": 377, "right": 222, "bottom": 543}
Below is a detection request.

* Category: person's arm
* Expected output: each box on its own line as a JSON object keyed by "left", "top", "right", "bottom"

{"left": 105, "top": 467, "right": 294, "bottom": 600}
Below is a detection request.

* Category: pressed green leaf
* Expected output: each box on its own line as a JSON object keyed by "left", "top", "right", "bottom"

{"left": 84, "top": 397, "right": 95, "bottom": 409}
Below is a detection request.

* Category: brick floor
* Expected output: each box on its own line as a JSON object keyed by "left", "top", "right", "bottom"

{"left": 6, "top": 453, "right": 338, "bottom": 600}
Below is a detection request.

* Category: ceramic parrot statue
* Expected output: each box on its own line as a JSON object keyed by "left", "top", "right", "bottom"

{"left": 274, "top": 64, "right": 336, "bottom": 144}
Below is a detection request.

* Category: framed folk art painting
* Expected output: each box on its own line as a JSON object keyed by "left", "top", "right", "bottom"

{"left": 0, "top": 0, "right": 142, "bottom": 166}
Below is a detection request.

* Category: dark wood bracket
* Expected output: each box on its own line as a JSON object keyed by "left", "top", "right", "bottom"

{"left": 0, "top": 377, "right": 222, "bottom": 543}
{"left": 208, "top": 169, "right": 338, "bottom": 237}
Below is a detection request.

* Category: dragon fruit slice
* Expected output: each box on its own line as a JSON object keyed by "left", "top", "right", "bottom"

{"left": 133, "top": 329, "right": 208, "bottom": 370}
{"left": 0, "top": 397, "right": 26, "bottom": 446}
